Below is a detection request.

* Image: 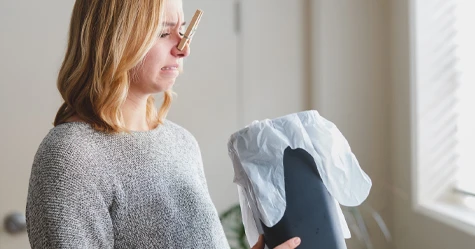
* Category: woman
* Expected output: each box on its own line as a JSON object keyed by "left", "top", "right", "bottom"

{"left": 26, "top": 0, "right": 301, "bottom": 248}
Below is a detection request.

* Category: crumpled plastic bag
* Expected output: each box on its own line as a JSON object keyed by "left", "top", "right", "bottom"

{"left": 227, "top": 110, "right": 372, "bottom": 247}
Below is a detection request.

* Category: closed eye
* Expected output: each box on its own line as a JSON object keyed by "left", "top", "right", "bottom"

{"left": 160, "top": 32, "right": 184, "bottom": 38}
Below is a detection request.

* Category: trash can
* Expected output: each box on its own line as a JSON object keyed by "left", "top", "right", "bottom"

{"left": 228, "top": 110, "right": 372, "bottom": 249}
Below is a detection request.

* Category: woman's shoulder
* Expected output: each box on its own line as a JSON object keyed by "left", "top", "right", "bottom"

{"left": 163, "top": 120, "right": 198, "bottom": 142}
{"left": 161, "top": 120, "right": 202, "bottom": 155}
{"left": 44, "top": 121, "right": 96, "bottom": 146}
{"left": 35, "top": 122, "right": 100, "bottom": 165}
{"left": 29, "top": 122, "right": 114, "bottom": 203}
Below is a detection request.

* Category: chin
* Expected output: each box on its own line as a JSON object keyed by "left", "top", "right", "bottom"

{"left": 155, "top": 81, "right": 176, "bottom": 93}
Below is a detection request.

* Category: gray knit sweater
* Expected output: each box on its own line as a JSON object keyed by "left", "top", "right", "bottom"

{"left": 26, "top": 121, "right": 230, "bottom": 249}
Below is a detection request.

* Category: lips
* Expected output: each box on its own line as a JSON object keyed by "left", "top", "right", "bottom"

{"left": 161, "top": 64, "right": 179, "bottom": 70}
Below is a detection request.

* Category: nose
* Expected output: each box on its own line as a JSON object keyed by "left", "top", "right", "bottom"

{"left": 171, "top": 37, "right": 190, "bottom": 58}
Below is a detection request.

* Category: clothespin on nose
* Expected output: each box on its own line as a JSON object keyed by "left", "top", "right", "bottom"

{"left": 177, "top": 9, "right": 203, "bottom": 51}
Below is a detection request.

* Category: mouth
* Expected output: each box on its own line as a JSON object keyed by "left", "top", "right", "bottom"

{"left": 161, "top": 64, "right": 179, "bottom": 71}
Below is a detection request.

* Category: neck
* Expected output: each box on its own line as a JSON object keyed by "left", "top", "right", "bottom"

{"left": 122, "top": 93, "right": 150, "bottom": 131}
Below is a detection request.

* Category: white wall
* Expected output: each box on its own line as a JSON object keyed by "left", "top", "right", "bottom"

{"left": 311, "top": 1, "right": 392, "bottom": 248}
{"left": 240, "top": 0, "right": 308, "bottom": 125}
{"left": 389, "top": 0, "right": 475, "bottom": 248}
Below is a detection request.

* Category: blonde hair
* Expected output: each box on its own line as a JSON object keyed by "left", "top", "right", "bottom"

{"left": 54, "top": 0, "right": 172, "bottom": 133}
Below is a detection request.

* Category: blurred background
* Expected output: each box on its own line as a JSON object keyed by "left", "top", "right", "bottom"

{"left": 1, "top": 0, "right": 474, "bottom": 248}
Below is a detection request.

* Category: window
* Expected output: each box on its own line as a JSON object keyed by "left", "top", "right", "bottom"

{"left": 412, "top": 0, "right": 475, "bottom": 234}
{"left": 453, "top": 0, "right": 475, "bottom": 196}
{"left": 413, "top": 0, "right": 459, "bottom": 205}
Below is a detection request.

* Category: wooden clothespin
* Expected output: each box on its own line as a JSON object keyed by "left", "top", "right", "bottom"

{"left": 177, "top": 9, "right": 203, "bottom": 51}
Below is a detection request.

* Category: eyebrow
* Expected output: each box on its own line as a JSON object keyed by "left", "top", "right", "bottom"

{"left": 164, "top": 21, "right": 187, "bottom": 27}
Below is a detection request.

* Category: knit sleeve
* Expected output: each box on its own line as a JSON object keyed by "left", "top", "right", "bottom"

{"left": 26, "top": 139, "right": 114, "bottom": 249}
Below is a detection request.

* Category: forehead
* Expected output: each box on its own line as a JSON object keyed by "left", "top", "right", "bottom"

{"left": 164, "top": 0, "right": 184, "bottom": 20}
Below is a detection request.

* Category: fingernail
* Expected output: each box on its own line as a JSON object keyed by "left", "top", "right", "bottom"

{"left": 293, "top": 238, "right": 301, "bottom": 245}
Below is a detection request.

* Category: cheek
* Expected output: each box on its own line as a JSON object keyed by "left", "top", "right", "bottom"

{"left": 143, "top": 47, "right": 165, "bottom": 73}
{"left": 130, "top": 40, "right": 178, "bottom": 89}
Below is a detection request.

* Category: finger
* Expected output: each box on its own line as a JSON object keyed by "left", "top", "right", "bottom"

{"left": 251, "top": 235, "right": 265, "bottom": 249}
{"left": 274, "top": 237, "right": 301, "bottom": 249}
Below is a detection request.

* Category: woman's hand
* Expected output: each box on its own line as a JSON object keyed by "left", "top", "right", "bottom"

{"left": 251, "top": 235, "right": 301, "bottom": 249}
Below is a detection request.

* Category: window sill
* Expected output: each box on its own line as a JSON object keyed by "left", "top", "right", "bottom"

{"left": 415, "top": 191, "right": 475, "bottom": 236}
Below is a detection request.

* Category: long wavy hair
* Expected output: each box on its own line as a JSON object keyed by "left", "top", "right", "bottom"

{"left": 54, "top": 0, "right": 172, "bottom": 133}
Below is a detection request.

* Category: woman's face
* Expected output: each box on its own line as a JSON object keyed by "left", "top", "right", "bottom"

{"left": 130, "top": 0, "right": 189, "bottom": 96}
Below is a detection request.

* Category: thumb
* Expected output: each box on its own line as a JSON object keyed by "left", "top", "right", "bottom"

{"left": 251, "top": 235, "right": 265, "bottom": 249}
{"left": 274, "top": 237, "right": 301, "bottom": 249}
